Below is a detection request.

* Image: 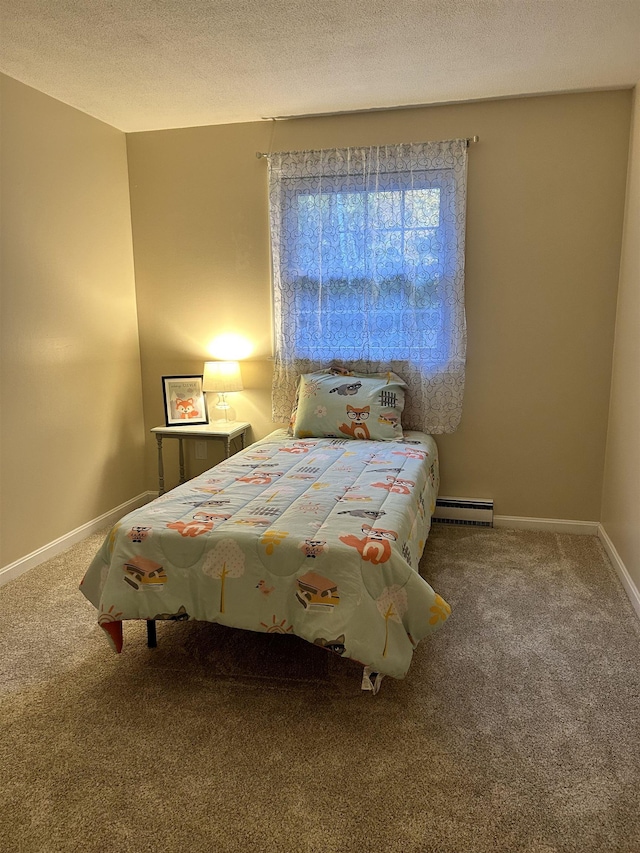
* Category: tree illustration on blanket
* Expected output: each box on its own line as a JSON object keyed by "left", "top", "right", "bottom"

{"left": 202, "top": 539, "right": 245, "bottom": 614}
{"left": 376, "top": 585, "right": 408, "bottom": 658}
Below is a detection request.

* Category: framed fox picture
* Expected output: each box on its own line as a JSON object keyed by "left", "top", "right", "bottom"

{"left": 162, "top": 375, "right": 208, "bottom": 426}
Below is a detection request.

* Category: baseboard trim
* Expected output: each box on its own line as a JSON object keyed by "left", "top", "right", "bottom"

{"left": 0, "top": 491, "right": 154, "bottom": 588}
{"left": 493, "top": 515, "right": 599, "bottom": 535}
{"left": 597, "top": 524, "right": 640, "bottom": 620}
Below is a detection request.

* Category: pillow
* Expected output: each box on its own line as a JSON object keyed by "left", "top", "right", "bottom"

{"left": 292, "top": 370, "right": 406, "bottom": 441}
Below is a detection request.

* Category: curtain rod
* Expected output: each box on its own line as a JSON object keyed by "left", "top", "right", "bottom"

{"left": 256, "top": 136, "right": 478, "bottom": 159}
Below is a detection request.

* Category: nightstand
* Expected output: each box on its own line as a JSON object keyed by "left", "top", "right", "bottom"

{"left": 150, "top": 422, "right": 251, "bottom": 494}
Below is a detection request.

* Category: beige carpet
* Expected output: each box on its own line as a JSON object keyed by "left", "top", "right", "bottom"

{"left": 1, "top": 524, "right": 639, "bottom": 853}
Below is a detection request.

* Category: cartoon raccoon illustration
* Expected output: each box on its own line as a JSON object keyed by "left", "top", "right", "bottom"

{"left": 314, "top": 635, "right": 347, "bottom": 655}
{"left": 337, "top": 509, "right": 387, "bottom": 520}
{"left": 152, "top": 606, "right": 189, "bottom": 621}
{"left": 329, "top": 381, "right": 362, "bottom": 396}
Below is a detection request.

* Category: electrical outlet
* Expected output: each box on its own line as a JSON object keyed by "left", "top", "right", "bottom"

{"left": 195, "top": 441, "right": 208, "bottom": 460}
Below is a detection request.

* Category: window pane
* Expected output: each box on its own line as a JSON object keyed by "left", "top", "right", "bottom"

{"left": 404, "top": 188, "right": 441, "bottom": 228}
{"left": 404, "top": 229, "right": 442, "bottom": 278}
{"left": 371, "top": 191, "right": 403, "bottom": 229}
{"left": 292, "top": 186, "right": 444, "bottom": 279}
{"left": 371, "top": 229, "right": 404, "bottom": 279}
{"left": 283, "top": 174, "right": 454, "bottom": 367}
{"left": 337, "top": 192, "right": 366, "bottom": 230}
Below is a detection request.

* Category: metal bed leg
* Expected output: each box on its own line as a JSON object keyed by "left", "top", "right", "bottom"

{"left": 147, "top": 619, "right": 157, "bottom": 648}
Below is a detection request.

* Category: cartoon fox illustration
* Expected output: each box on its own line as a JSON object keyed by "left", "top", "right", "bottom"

{"left": 175, "top": 397, "right": 200, "bottom": 419}
{"left": 378, "top": 411, "right": 400, "bottom": 428}
{"left": 371, "top": 476, "right": 416, "bottom": 495}
{"left": 339, "top": 525, "right": 398, "bottom": 564}
{"left": 339, "top": 405, "right": 371, "bottom": 440}
{"left": 167, "top": 519, "right": 212, "bottom": 537}
{"left": 192, "top": 511, "right": 232, "bottom": 525}
{"left": 235, "top": 471, "right": 283, "bottom": 485}
{"left": 392, "top": 448, "right": 427, "bottom": 460}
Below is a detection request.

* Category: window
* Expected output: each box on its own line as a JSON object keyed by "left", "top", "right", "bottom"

{"left": 268, "top": 142, "right": 468, "bottom": 433}
{"left": 287, "top": 178, "right": 452, "bottom": 364}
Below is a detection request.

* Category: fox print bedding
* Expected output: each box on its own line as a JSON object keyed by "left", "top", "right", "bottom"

{"left": 80, "top": 429, "right": 450, "bottom": 681}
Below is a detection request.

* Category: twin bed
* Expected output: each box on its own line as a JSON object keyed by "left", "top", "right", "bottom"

{"left": 80, "top": 371, "right": 451, "bottom": 691}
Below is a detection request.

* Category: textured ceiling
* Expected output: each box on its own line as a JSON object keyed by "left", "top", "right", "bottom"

{"left": 1, "top": 0, "right": 639, "bottom": 132}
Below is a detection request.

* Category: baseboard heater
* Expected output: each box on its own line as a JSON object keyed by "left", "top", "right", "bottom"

{"left": 432, "top": 497, "right": 494, "bottom": 527}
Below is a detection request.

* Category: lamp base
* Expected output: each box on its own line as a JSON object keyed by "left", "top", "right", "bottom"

{"left": 212, "top": 403, "right": 237, "bottom": 423}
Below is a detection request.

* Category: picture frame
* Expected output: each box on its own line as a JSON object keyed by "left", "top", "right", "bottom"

{"left": 161, "top": 375, "right": 209, "bottom": 426}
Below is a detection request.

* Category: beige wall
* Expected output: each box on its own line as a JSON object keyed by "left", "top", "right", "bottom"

{"left": 0, "top": 75, "right": 146, "bottom": 567}
{"left": 128, "top": 91, "right": 631, "bottom": 519}
{"left": 0, "top": 78, "right": 633, "bottom": 577}
{"left": 601, "top": 86, "right": 640, "bottom": 589}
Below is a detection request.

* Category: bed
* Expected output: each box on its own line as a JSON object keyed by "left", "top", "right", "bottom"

{"left": 80, "top": 375, "right": 451, "bottom": 691}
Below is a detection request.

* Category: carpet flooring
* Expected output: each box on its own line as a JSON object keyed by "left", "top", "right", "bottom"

{"left": 1, "top": 524, "right": 639, "bottom": 853}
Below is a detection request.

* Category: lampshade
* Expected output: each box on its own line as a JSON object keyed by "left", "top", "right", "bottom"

{"left": 203, "top": 361, "right": 243, "bottom": 393}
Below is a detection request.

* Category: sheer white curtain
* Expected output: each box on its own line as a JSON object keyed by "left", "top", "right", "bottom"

{"left": 267, "top": 140, "right": 468, "bottom": 433}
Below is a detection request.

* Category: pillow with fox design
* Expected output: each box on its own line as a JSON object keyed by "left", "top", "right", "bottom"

{"left": 291, "top": 370, "right": 406, "bottom": 441}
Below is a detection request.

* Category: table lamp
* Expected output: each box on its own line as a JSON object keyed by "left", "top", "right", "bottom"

{"left": 203, "top": 360, "right": 243, "bottom": 422}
